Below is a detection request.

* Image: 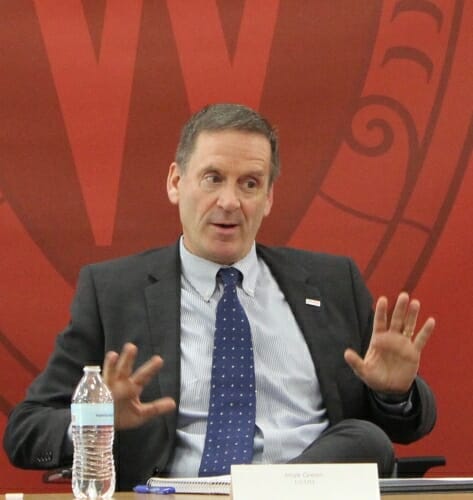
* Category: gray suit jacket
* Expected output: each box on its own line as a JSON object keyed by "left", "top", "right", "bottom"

{"left": 4, "top": 242, "right": 436, "bottom": 490}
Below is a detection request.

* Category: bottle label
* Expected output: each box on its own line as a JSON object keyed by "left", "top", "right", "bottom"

{"left": 71, "top": 403, "right": 114, "bottom": 426}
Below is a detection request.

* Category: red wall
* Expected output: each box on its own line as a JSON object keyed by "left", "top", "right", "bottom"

{"left": 1, "top": 0, "right": 472, "bottom": 491}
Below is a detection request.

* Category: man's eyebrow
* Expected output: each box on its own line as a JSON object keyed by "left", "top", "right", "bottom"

{"left": 244, "top": 169, "right": 266, "bottom": 177}
{"left": 198, "top": 165, "right": 267, "bottom": 177}
{"left": 200, "top": 165, "right": 221, "bottom": 173}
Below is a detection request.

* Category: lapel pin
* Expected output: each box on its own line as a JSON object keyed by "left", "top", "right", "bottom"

{"left": 305, "top": 298, "right": 321, "bottom": 307}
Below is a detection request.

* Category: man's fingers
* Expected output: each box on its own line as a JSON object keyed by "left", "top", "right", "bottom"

{"left": 413, "top": 317, "right": 435, "bottom": 351}
{"left": 115, "top": 342, "right": 138, "bottom": 377}
{"left": 130, "top": 355, "right": 164, "bottom": 387}
{"left": 147, "top": 397, "right": 176, "bottom": 416}
{"left": 389, "top": 292, "right": 409, "bottom": 333}
{"left": 402, "top": 299, "right": 419, "bottom": 338}
{"left": 102, "top": 350, "right": 119, "bottom": 384}
{"left": 373, "top": 296, "right": 388, "bottom": 334}
{"left": 104, "top": 345, "right": 163, "bottom": 401}
{"left": 133, "top": 397, "right": 176, "bottom": 421}
{"left": 344, "top": 348, "right": 365, "bottom": 377}
{"left": 114, "top": 397, "right": 177, "bottom": 430}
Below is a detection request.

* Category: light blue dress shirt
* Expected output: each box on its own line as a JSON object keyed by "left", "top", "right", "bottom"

{"left": 167, "top": 238, "right": 329, "bottom": 476}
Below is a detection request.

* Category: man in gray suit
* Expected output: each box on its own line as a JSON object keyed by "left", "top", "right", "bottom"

{"left": 4, "top": 103, "right": 436, "bottom": 491}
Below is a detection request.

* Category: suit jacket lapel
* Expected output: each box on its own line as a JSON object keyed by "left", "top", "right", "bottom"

{"left": 257, "top": 245, "right": 344, "bottom": 424}
{"left": 144, "top": 243, "right": 181, "bottom": 435}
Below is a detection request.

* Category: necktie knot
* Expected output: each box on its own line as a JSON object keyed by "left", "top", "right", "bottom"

{"left": 218, "top": 267, "right": 241, "bottom": 288}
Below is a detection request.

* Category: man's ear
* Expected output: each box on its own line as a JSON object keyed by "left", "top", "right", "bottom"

{"left": 263, "top": 184, "right": 274, "bottom": 217}
{"left": 167, "top": 162, "right": 181, "bottom": 205}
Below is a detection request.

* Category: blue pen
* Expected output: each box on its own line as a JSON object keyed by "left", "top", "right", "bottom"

{"left": 133, "top": 484, "right": 175, "bottom": 494}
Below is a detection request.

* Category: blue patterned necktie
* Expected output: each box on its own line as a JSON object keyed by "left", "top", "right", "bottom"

{"left": 199, "top": 267, "right": 256, "bottom": 477}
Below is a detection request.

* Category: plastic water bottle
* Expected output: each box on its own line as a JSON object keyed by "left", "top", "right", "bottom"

{"left": 71, "top": 365, "right": 115, "bottom": 499}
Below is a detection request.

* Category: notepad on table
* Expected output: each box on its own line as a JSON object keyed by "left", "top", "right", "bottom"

{"left": 379, "top": 477, "right": 473, "bottom": 493}
{"left": 147, "top": 474, "right": 231, "bottom": 495}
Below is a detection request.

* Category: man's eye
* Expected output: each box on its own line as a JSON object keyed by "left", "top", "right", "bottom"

{"left": 242, "top": 179, "right": 259, "bottom": 191}
{"left": 201, "top": 173, "right": 222, "bottom": 190}
{"left": 204, "top": 174, "right": 221, "bottom": 183}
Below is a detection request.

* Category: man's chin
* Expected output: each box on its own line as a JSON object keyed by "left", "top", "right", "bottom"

{"left": 207, "top": 243, "right": 245, "bottom": 266}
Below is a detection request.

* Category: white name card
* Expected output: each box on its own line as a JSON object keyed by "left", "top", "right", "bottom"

{"left": 231, "top": 463, "right": 380, "bottom": 500}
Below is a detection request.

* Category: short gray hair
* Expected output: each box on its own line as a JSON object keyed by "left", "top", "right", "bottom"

{"left": 175, "top": 103, "right": 280, "bottom": 184}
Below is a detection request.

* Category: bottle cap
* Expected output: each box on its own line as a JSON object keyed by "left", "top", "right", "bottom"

{"left": 84, "top": 365, "right": 101, "bottom": 372}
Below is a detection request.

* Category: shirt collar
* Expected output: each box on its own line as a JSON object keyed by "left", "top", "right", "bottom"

{"left": 179, "top": 237, "right": 258, "bottom": 301}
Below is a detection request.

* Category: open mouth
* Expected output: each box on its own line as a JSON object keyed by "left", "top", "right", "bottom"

{"left": 214, "top": 223, "right": 237, "bottom": 228}
{"left": 212, "top": 222, "right": 239, "bottom": 233}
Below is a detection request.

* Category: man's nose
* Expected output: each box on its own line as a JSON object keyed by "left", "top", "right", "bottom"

{"left": 216, "top": 184, "right": 241, "bottom": 211}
